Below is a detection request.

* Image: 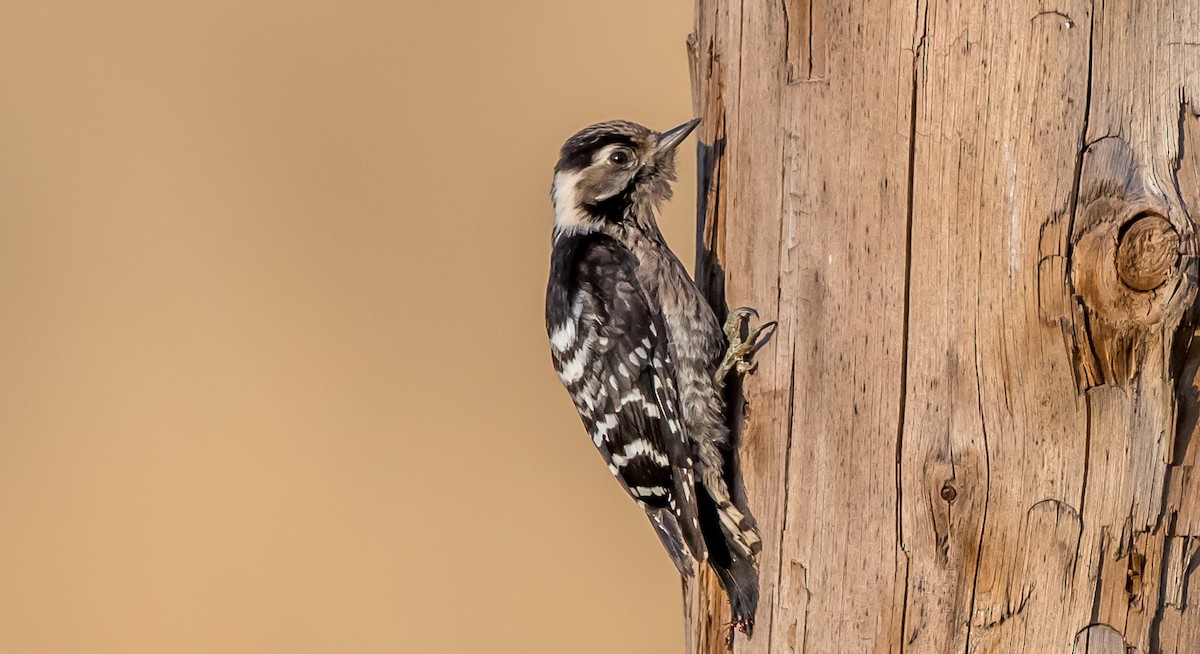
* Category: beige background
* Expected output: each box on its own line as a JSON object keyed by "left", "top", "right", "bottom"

{"left": 0, "top": 2, "right": 698, "bottom": 652}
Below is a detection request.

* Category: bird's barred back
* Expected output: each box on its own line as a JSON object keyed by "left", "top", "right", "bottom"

{"left": 546, "top": 233, "right": 707, "bottom": 568}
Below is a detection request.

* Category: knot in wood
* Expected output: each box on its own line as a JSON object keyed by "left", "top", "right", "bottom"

{"left": 1116, "top": 213, "right": 1179, "bottom": 292}
{"left": 940, "top": 482, "right": 957, "bottom": 502}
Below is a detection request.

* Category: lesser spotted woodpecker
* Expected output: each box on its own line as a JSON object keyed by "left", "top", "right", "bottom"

{"left": 545, "top": 119, "right": 770, "bottom": 635}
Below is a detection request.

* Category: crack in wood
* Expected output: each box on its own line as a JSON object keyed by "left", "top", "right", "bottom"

{"left": 963, "top": 261, "right": 993, "bottom": 653}
{"left": 1032, "top": 9, "right": 1077, "bottom": 28}
{"left": 770, "top": 347, "right": 798, "bottom": 650}
{"left": 782, "top": 0, "right": 826, "bottom": 84}
{"left": 1067, "top": 2, "right": 1096, "bottom": 276}
{"left": 895, "top": 3, "right": 927, "bottom": 651}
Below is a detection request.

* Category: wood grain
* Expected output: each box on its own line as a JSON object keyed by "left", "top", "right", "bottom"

{"left": 688, "top": 0, "right": 1200, "bottom": 651}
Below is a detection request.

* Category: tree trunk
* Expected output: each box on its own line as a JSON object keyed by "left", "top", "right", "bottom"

{"left": 685, "top": 0, "right": 1200, "bottom": 651}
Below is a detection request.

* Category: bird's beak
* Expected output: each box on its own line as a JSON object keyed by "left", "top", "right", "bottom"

{"left": 655, "top": 118, "right": 702, "bottom": 157}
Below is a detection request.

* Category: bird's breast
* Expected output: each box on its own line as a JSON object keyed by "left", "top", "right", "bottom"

{"left": 631, "top": 249, "right": 722, "bottom": 365}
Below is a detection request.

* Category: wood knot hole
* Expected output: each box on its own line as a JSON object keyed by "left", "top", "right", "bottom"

{"left": 940, "top": 482, "right": 957, "bottom": 502}
{"left": 1116, "top": 213, "right": 1179, "bottom": 292}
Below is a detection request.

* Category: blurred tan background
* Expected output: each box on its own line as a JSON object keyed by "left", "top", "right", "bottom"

{"left": 0, "top": 2, "right": 698, "bottom": 652}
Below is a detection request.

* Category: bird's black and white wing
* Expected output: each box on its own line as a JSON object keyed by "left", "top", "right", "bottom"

{"left": 546, "top": 233, "right": 707, "bottom": 574}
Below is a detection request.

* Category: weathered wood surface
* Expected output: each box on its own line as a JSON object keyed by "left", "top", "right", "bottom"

{"left": 686, "top": 0, "right": 1200, "bottom": 651}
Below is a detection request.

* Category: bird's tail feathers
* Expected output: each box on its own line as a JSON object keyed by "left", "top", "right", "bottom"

{"left": 710, "top": 542, "right": 760, "bottom": 636}
{"left": 695, "top": 441, "right": 761, "bottom": 558}
{"left": 714, "top": 494, "right": 761, "bottom": 558}
{"left": 696, "top": 476, "right": 761, "bottom": 636}
{"left": 648, "top": 509, "right": 697, "bottom": 577}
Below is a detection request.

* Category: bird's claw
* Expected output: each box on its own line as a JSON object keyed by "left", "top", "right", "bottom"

{"left": 722, "top": 306, "right": 757, "bottom": 342}
{"left": 715, "top": 307, "right": 775, "bottom": 385}
{"left": 722, "top": 618, "right": 754, "bottom": 646}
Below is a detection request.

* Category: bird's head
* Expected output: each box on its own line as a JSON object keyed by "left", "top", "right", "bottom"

{"left": 551, "top": 118, "right": 700, "bottom": 237}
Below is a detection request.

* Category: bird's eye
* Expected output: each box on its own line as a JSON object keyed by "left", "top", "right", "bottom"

{"left": 608, "top": 149, "right": 633, "bottom": 166}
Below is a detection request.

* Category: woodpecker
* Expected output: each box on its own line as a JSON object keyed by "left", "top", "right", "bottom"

{"left": 545, "top": 118, "right": 770, "bottom": 635}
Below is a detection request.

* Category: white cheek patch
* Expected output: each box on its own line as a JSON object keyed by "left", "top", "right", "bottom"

{"left": 552, "top": 170, "right": 594, "bottom": 233}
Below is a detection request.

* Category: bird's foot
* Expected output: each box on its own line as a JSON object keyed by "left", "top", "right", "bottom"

{"left": 715, "top": 307, "right": 775, "bottom": 384}
{"left": 721, "top": 618, "right": 754, "bottom": 646}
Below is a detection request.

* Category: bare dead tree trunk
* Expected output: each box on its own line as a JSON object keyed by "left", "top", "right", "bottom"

{"left": 686, "top": 0, "right": 1200, "bottom": 651}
